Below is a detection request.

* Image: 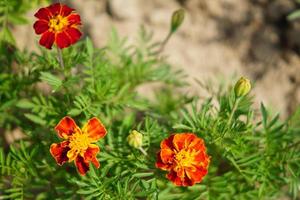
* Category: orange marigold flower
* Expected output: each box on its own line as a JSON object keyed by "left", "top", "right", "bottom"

{"left": 50, "top": 116, "right": 107, "bottom": 175}
{"left": 33, "top": 3, "right": 82, "bottom": 49}
{"left": 156, "top": 133, "right": 210, "bottom": 186}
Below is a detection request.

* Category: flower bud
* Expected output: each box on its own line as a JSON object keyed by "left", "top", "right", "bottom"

{"left": 234, "top": 77, "right": 251, "bottom": 97}
{"left": 127, "top": 130, "right": 143, "bottom": 149}
{"left": 171, "top": 9, "right": 185, "bottom": 33}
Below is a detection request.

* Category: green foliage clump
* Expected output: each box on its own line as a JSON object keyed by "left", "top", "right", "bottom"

{"left": 0, "top": 3, "right": 300, "bottom": 200}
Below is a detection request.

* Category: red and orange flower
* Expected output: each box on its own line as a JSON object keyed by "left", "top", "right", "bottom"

{"left": 50, "top": 116, "right": 107, "bottom": 175}
{"left": 156, "top": 133, "right": 210, "bottom": 186}
{"left": 33, "top": 3, "right": 82, "bottom": 49}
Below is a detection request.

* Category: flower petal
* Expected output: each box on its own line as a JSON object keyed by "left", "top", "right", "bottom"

{"left": 48, "top": 3, "right": 61, "bottom": 16}
{"left": 173, "top": 133, "right": 196, "bottom": 151}
{"left": 185, "top": 166, "right": 208, "bottom": 183}
{"left": 66, "top": 148, "right": 78, "bottom": 162}
{"left": 160, "top": 134, "right": 175, "bottom": 149}
{"left": 188, "top": 137, "right": 205, "bottom": 150}
{"left": 155, "top": 152, "right": 172, "bottom": 170}
{"left": 39, "top": 31, "right": 55, "bottom": 49}
{"left": 55, "top": 31, "right": 72, "bottom": 49}
{"left": 67, "top": 14, "right": 81, "bottom": 26}
{"left": 82, "top": 117, "right": 107, "bottom": 142}
{"left": 65, "top": 27, "right": 81, "bottom": 44}
{"left": 83, "top": 144, "right": 100, "bottom": 168}
{"left": 167, "top": 170, "right": 194, "bottom": 186}
{"left": 60, "top": 4, "right": 74, "bottom": 17}
{"left": 33, "top": 20, "right": 49, "bottom": 35}
{"left": 55, "top": 116, "right": 80, "bottom": 138}
{"left": 34, "top": 7, "right": 52, "bottom": 20}
{"left": 50, "top": 141, "right": 70, "bottom": 166}
{"left": 160, "top": 148, "right": 175, "bottom": 164}
{"left": 75, "top": 155, "right": 89, "bottom": 176}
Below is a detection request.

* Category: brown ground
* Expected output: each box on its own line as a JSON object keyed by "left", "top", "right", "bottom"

{"left": 13, "top": 0, "right": 300, "bottom": 118}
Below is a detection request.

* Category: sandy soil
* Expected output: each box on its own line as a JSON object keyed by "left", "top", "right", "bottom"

{"left": 13, "top": 0, "right": 300, "bottom": 118}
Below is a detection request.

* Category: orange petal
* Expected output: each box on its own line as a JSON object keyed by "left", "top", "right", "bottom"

{"left": 83, "top": 144, "right": 100, "bottom": 168}
{"left": 173, "top": 133, "right": 196, "bottom": 151}
{"left": 167, "top": 170, "right": 194, "bottom": 187}
{"left": 82, "top": 117, "right": 107, "bottom": 142}
{"left": 50, "top": 141, "right": 70, "bottom": 166}
{"left": 160, "top": 148, "right": 175, "bottom": 164}
{"left": 188, "top": 137, "right": 205, "bottom": 150}
{"left": 160, "top": 134, "right": 175, "bottom": 149}
{"left": 55, "top": 116, "right": 80, "bottom": 139}
{"left": 185, "top": 166, "right": 208, "bottom": 183}
{"left": 155, "top": 152, "right": 172, "bottom": 171}
{"left": 75, "top": 156, "right": 89, "bottom": 176}
{"left": 194, "top": 151, "right": 210, "bottom": 166}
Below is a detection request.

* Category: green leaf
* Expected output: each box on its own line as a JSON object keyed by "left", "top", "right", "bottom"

{"left": 40, "top": 72, "right": 62, "bottom": 92}
{"left": 86, "top": 37, "right": 94, "bottom": 58}
{"left": 0, "top": 27, "right": 15, "bottom": 44}
{"left": 8, "top": 14, "right": 28, "bottom": 24}
{"left": 261, "top": 103, "right": 268, "bottom": 129}
{"left": 16, "top": 99, "right": 35, "bottom": 109}
{"left": 288, "top": 10, "right": 300, "bottom": 21}
{"left": 67, "top": 108, "right": 82, "bottom": 116}
{"left": 24, "top": 113, "right": 46, "bottom": 125}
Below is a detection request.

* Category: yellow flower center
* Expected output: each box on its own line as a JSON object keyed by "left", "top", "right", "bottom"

{"left": 49, "top": 15, "right": 68, "bottom": 32}
{"left": 175, "top": 149, "right": 197, "bottom": 167}
{"left": 69, "top": 132, "right": 91, "bottom": 155}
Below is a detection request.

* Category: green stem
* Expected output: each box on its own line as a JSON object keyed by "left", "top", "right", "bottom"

{"left": 227, "top": 98, "right": 240, "bottom": 127}
{"left": 139, "top": 147, "right": 148, "bottom": 156}
{"left": 157, "top": 31, "right": 172, "bottom": 54}
{"left": 57, "top": 46, "right": 64, "bottom": 69}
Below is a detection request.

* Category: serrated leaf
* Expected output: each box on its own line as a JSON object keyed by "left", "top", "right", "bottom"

{"left": 40, "top": 72, "right": 62, "bottom": 91}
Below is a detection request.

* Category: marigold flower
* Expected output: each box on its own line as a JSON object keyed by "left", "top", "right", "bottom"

{"left": 156, "top": 133, "right": 210, "bottom": 186}
{"left": 50, "top": 116, "right": 107, "bottom": 175}
{"left": 33, "top": 3, "right": 82, "bottom": 49}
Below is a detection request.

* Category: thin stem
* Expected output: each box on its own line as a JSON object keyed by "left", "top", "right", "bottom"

{"left": 139, "top": 147, "right": 148, "bottom": 156}
{"left": 157, "top": 31, "right": 172, "bottom": 54}
{"left": 227, "top": 97, "right": 240, "bottom": 127}
{"left": 56, "top": 46, "right": 64, "bottom": 69}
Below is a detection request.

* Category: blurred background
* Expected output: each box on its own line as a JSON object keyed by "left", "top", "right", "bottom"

{"left": 11, "top": 0, "right": 300, "bottom": 117}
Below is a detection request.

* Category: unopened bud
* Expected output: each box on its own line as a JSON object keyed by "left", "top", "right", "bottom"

{"left": 171, "top": 9, "right": 185, "bottom": 33}
{"left": 234, "top": 77, "right": 251, "bottom": 97}
{"left": 127, "top": 130, "right": 143, "bottom": 149}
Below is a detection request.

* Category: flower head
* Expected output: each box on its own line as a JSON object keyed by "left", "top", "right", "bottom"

{"left": 33, "top": 3, "right": 82, "bottom": 49}
{"left": 156, "top": 133, "right": 210, "bottom": 186}
{"left": 50, "top": 116, "right": 107, "bottom": 175}
{"left": 127, "top": 130, "right": 143, "bottom": 149}
{"left": 234, "top": 77, "right": 251, "bottom": 97}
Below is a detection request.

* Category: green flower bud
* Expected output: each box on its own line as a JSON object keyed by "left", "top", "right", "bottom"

{"left": 234, "top": 77, "right": 251, "bottom": 97}
{"left": 171, "top": 9, "right": 185, "bottom": 33}
{"left": 127, "top": 130, "right": 143, "bottom": 149}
